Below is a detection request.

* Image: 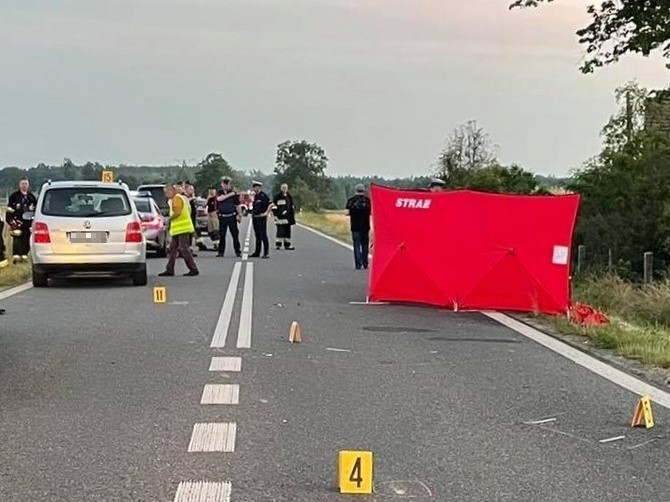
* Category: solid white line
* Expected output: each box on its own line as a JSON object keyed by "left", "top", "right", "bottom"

{"left": 174, "top": 481, "right": 232, "bottom": 502}
{"left": 209, "top": 357, "right": 241, "bottom": 372}
{"left": 484, "top": 312, "right": 670, "bottom": 410}
{"left": 188, "top": 423, "right": 236, "bottom": 452}
{"left": 0, "top": 282, "right": 32, "bottom": 300}
{"left": 297, "top": 223, "right": 353, "bottom": 251}
{"left": 326, "top": 347, "right": 352, "bottom": 353}
{"left": 599, "top": 435, "right": 626, "bottom": 444}
{"left": 210, "top": 262, "right": 242, "bottom": 348}
{"left": 201, "top": 384, "right": 239, "bottom": 405}
{"left": 237, "top": 262, "right": 253, "bottom": 349}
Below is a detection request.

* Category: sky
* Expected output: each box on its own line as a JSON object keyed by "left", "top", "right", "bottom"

{"left": 1, "top": 0, "right": 669, "bottom": 178}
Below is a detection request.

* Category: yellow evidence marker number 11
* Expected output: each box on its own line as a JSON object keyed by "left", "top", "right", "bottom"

{"left": 339, "top": 451, "right": 373, "bottom": 494}
{"left": 153, "top": 286, "right": 167, "bottom": 304}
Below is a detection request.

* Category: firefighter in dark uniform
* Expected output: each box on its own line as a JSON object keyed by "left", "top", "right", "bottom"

{"left": 7, "top": 177, "right": 37, "bottom": 262}
{"left": 272, "top": 183, "right": 296, "bottom": 250}
{"left": 249, "top": 180, "right": 272, "bottom": 258}
{"left": 216, "top": 176, "right": 242, "bottom": 258}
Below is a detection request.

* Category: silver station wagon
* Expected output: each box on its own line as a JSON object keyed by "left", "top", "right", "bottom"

{"left": 30, "top": 181, "right": 148, "bottom": 287}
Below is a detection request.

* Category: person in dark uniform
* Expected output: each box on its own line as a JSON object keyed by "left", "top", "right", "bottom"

{"left": 7, "top": 177, "right": 37, "bottom": 262}
{"left": 345, "top": 184, "right": 371, "bottom": 270}
{"left": 206, "top": 187, "right": 220, "bottom": 245}
{"left": 249, "top": 180, "right": 272, "bottom": 258}
{"left": 216, "top": 176, "right": 242, "bottom": 258}
{"left": 272, "top": 183, "right": 296, "bottom": 250}
{"left": 184, "top": 181, "right": 198, "bottom": 257}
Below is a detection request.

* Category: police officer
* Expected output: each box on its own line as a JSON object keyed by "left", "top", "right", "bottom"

{"left": 249, "top": 180, "right": 272, "bottom": 258}
{"left": 216, "top": 176, "right": 242, "bottom": 258}
{"left": 7, "top": 177, "right": 37, "bottom": 262}
{"left": 272, "top": 183, "right": 296, "bottom": 250}
{"left": 429, "top": 178, "right": 446, "bottom": 192}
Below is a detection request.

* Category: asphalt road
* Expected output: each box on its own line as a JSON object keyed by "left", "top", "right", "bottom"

{"left": 0, "top": 218, "right": 669, "bottom": 501}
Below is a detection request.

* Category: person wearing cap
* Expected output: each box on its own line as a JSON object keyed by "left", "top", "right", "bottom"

{"left": 249, "top": 180, "right": 272, "bottom": 258}
{"left": 216, "top": 176, "right": 242, "bottom": 258}
{"left": 345, "top": 184, "right": 372, "bottom": 270}
{"left": 429, "top": 178, "right": 446, "bottom": 192}
{"left": 272, "top": 183, "right": 296, "bottom": 250}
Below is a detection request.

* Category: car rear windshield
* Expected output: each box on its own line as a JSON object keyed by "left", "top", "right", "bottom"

{"left": 133, "top": 198, "right": 152, "bottom": 213}
{"left": 42, "top": 187, "right": 133, "bottom": 218}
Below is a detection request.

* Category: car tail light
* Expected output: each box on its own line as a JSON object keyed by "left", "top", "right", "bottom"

{"left": 125, "top": 221, "right": 143, "bottom": 243}
{"left": 33, "top": 222, "right": 51, "bottom": 244}
{"left": 141, "top": 216, "right": 162, "bottom": 230}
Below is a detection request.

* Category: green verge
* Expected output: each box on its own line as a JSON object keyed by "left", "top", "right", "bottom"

{"left": 0, "top": 261, "right": 31, "bottom": 289}
{"left": 297, "top": 213, "right": 670, "bottom": 369}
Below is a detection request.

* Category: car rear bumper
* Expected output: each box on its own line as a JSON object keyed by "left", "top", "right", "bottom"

{"left": 31, "top": 250, "right": 146, "bottom": 274}
{"left": 33, "top": 262, "right": 145, "bottom": 275}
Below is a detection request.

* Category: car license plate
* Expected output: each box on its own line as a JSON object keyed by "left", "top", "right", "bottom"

{"left": 69, "top": 232, "right": 108, "bottom": 243}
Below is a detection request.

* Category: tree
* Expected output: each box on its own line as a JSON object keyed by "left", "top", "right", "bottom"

{"left": 194, "top": 153, "right": 234, "bottom": 195}
{"left": 436, "top": 120, "right": 498, "bottom": 188}
{"left": 274, "top": 140, "right": 331, "bottom": 208}
{"left": 601, "top": 81, "right": 648, "bottom": 152}
{"left": 62, "top": 158, "right": 77, "bottom": 181}
{"left": 510, "top": 0, "right": 670, "bottom": 73}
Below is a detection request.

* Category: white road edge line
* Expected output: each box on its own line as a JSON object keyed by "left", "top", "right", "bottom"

{"left": 237, "top": 262, "right": 253, "bottom": 348}
{"left": 300, "top": 225, "right": 670, "bottom": 410}
{"left": 0, "top": 282, "right": 32, "bottom": 300}
{"left": 174, "top": 481, "right": 232, "bottom": 502}
{"left": 210, "top": 262, "right": 242, "bottom": 348}
{"left": 484, "top": 312, "right": 670, "bottom": 410}
{"left": 188, "top": 423, "right": 236, "bottom": 452}
{"left": 209, "top": 357, "right": 241, "bottom": 372}
{"left": 297, "top": 223, "right": 353, "bottom": 251}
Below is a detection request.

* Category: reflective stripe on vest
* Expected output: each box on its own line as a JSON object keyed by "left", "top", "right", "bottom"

{"left": 169, "top": 194, "right": 195, "bottom": 236}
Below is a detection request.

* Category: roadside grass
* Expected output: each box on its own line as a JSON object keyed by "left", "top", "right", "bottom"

{"left": 297, "top": 211, "right": 352, "bottom": 245}
{"left": 297, "top": 211, "right": 670, "bottom": 369}
{"left": 0, "top": 261, "right": 30, "bottom": 288}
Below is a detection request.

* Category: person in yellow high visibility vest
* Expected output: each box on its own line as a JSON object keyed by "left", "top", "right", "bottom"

{"left": 159, "top": 184, "right": 199, "bottom": 277}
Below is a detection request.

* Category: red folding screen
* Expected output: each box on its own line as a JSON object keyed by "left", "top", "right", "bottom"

{"left": 368, "top": 185, "right": 581, "bottom": 314}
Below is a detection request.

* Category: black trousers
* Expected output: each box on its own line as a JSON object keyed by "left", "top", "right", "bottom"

{"left": 253, "top": 216, "right": 269, "bottom": 256}
{"left": 12, "top": 224, "right": 30, "bottom": 256}
{"left": 218, "top": 215, "right": 241, "bottom": 256}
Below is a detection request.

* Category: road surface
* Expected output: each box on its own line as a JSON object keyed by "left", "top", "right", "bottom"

{"left": 0, "top": 218, "right": 668, "bottom": 501}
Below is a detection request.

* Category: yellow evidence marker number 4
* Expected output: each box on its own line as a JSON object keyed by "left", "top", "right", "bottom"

{"left": 153, "top": 286, "right": 167, "bottom": 304}
{"left": 339, "top": 451, "right": 373, "bottom": 494}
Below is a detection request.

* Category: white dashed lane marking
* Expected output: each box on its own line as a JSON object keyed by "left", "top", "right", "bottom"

{"left": 174, "top": 481, "right": 232, "bottom": 502}
{"left": 209, "top": 357, "right": 241, "bottom": 372}
{"left": 236, "top": 262, "right": 253, "bottom": 349}
{"left": 188, "top": 423, "right": 237, "bottom": 452}
{"left": 201, "top": 384, "right": 239, "bottom": 405}
{"left": 210, "top": 262, "right": 242, "bottom": 348}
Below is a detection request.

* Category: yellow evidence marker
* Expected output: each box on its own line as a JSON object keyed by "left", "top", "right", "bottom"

{"left": 153, "top": 286, "right": 167, "bottom": 304}
{"left": 289, "top": 321, "right": 302, "bottom": 343}
{"left": 101, "top": 170, "right": 114, "bottom": 183}
{"left": 631, "top": 395, "right": 654, "bottom": 429}
{"left": 338, "top": 451, "right": 373, "bottom": 494}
